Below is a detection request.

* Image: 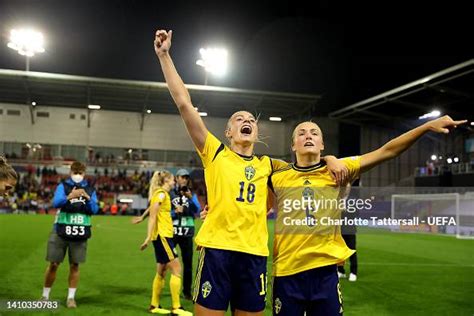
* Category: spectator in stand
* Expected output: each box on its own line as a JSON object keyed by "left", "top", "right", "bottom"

{"left": 110, "top": 203, "right": 118, "bottom": 215}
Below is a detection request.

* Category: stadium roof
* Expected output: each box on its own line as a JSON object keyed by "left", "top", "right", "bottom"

{"left": 329, "top": 59, "right": 474, "bottom": 126}
{"left": 0, "top": 69, "right": 320, "bottom": 120}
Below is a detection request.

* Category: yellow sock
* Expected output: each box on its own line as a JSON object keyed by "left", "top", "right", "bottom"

{"left": 169, "top": 274, "right": 182, "bottom": 309}
{"left": 151, "top": 274, "right": 165, "bottom": 307}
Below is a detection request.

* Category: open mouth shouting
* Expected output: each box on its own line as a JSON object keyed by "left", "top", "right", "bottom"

{"left": 240, "top": 124, "right": 253, "bottom": 136}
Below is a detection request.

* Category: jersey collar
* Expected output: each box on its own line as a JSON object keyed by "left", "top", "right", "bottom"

{"left": 291, "top": 161, "right": 326, "bottom": 172}
{"left": 236, "top": 152, "right": 254, "bottom": 161}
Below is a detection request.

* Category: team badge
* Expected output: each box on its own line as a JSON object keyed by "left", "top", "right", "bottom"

{"left": 245, "top": 166, "right": 256, "bottom": 181}
{"left": 274, "top": 297, "right": 282, "bottom": 314}
{"left": 201, "top": 281, "right": 212, "bottom": 298}
{"left": 302, "top": 187, "right": 314, "bottom": 198}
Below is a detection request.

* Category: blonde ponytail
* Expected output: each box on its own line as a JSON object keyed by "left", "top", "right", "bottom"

{"left": 148, "top": 170, "right": 172, "bottom": 200}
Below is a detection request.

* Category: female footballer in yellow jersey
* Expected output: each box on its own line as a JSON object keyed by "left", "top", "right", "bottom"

{"left": 140, "top": 171, "right": 192, "bottom": 316}
{"left": 270, "top": 116, "right": 467, "bottom": 316}
{"left": 154, "top": 29, "right": 346, "bottom": 316}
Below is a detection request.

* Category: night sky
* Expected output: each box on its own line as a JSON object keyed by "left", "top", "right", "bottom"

{"left": 0, "top": 0, "right": 472, "bottom": 114}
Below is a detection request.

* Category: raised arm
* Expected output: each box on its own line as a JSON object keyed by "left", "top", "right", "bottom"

{"left": 154, "top": 30, "right": 208, "bottom": 152}
{"left": 360, "top": 115, "right": 467, "bottom": 173}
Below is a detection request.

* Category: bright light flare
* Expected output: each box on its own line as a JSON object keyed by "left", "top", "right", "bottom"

{"left": 419, "top": 110, "right": 441, "bottom": 120}
{"left": 7, "top": 29, "right": 45, "bottom": 57}
{"left": 196, "top": 47, "right": 228, "bottom": 76}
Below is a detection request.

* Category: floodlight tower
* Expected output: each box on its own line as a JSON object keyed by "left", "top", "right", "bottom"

{"left": 7, "top": 28, "right": 45, "bottom": 71}
{"left": 196, "top": 47, "right": 228, "bottom": 85}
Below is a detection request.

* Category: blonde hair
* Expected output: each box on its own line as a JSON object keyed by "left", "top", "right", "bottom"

{"left": 291, "top": 121, "right": 324, "bottom": 145}
{"left": 225, "top": 111, "right": 269, "bottom": 148}
{"left": 148, "top": 170, "right": 173, "bottom": 200}
{"left": 0, "top": 156, "right": 18, "bottom": 181}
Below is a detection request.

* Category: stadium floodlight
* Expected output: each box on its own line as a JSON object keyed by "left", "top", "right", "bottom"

{"left": 269, "top": 117, "right": 282, "bottom": 122}
{"left": 453, "top": 157, "right": 459, "bottom": 163}
{"left": 146, "top": 109, "right": 152, "bottom": 114}
{"left": 430, "top": 154, "right": 437, "bottom": 161}
{"left": 447, "top": 158, "right": 453, "bottom": 164}
{"left": 471, "top": 122, "right": 474, "bottom": 126}
{"left": 438, "top": 156, "right": 443, "bottom": 160}
{"left": 31, "top": 101, "right": 36, "bottom": 106}
{"left": 88, "top": 104, "right": 101, "bottom": 110}
{"left": 198, "top": 112, "right": 208, "bottom": 117}
{"left": 7, "top": 28, "right": 45, "bottom": 71}
{"left": 196, "top": 47, "right": 228, "bottom": 84}
{"left": 418, "top": 110, "right": 441, "bottom": 120}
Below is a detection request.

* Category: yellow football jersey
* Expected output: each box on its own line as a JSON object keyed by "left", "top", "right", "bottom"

{"left": 270, "top": 157, "right": 361, "bottom": 276}
{"left": 150, "top": 188, "right": 173, "bottom": 239}
{"left": 195, "top": 132, "right": 283, "bottom": 256}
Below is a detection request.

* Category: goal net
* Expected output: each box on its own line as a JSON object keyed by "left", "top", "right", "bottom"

{"left": 391, "top": 193, "right": 474, "bottom": 239}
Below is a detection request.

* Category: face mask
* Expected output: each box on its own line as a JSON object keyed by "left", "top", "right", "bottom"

{"left": 71, "top": 174, "right": 84, "bottom": 183}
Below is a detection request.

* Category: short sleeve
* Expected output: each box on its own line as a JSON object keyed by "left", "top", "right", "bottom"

{"left": 197, "top": 132, "right": 225, "bottom": 168}
{"left": 151, "top": 190, "right": 166, "bottom": 205}
{"left": 270, "top": 158, "right": 289, "bottom": 173}
{"left": 341, "top": 156, "right": 361, "bottom": 183}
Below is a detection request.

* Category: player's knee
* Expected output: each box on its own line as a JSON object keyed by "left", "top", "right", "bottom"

{"left": 70, "top": 263, "right": 79, "bottom": 271}
{"left": 169, "top": 260, "right": 182, "bottom": 275}
{"left": 49, "top": 262, "right": 60, "bottom": 271}
{"left": 157, "top": 263, "right": 167, "bottom": 276}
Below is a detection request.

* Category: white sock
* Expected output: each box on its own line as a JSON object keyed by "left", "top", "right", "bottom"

{"left": 67, "top": 288, "right": 77, "bottom": 300}
{"left": 42, "top": 287, "right": 51, "bottom": 299}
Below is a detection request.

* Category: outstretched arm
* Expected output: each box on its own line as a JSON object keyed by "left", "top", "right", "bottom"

{"left": 360, "top": 115, "right": 467, "bottom": 173}
{"left": 155, "top": 30, "right": 208, "bottom": 152}
{"left": 131, "top": 207, "right": 150, "bottom": 224}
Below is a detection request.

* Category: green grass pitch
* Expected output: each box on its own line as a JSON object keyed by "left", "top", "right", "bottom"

{"left": 0, "top": 214, "right": 473, "bottom": 315}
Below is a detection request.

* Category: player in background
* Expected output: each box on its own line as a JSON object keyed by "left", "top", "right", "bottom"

{"left": 133, "top": 168, "right": 201, "bottom": 301}
{"left": 140, "top": 170, "right": 192, "bottom": 315}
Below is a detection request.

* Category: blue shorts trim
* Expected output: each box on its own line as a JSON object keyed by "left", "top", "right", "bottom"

{"left": 272, "top": 265, "right": 343, "bottom": 316}
{"left": 152, "top": 236, "right": 178, "bottom": 264}
{"left": 193, "top": 248, "right": 267, "bottom": 312}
